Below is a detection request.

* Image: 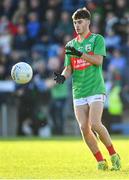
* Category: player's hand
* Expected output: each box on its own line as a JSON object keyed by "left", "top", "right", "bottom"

{"left": 54, "top": 72, "right": 65, "bottom": 84}
{"left": 65, "top": 46, "right": 83, "bottom": 57}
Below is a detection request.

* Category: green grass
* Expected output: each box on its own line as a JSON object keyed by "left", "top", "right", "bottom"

{"left": 0, "top": 136, "right": 129, "bottom": 179}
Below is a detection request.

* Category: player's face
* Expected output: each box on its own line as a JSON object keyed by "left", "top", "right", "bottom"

{"left": 73, "top": 18, "right": 90, "bottom": 35}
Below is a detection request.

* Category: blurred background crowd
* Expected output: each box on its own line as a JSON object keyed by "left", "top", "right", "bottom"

{"left": 0, "top": 0, "right": 129, "bottom": 137}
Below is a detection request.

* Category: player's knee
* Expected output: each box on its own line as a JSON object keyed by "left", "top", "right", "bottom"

{"left": 79, "top": 123, "right": 91, "bottom": 135}
{"left": 91, "top": 122, "right": 102, "bottom": 131}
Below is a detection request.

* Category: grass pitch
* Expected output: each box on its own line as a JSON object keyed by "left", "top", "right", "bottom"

{"left": 0, "top": 135, "right": 129, "bottom": 179}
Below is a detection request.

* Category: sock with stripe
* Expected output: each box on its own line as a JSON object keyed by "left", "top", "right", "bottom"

{"left": 94, "top": 151, "right": 104, "bottom": 162}
{"left": 106, "top": 144, "right": 116, "bottom": 156}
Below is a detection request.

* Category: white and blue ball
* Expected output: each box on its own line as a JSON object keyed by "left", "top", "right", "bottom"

{"left": 11, "top": 62, "right": 33, "bottom": 84}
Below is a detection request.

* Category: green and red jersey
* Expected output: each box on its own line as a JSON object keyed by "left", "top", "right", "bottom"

{"left": 64, "top": 32, "right": 106, "bottom": 99}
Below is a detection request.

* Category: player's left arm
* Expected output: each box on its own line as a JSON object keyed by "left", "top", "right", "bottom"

{"left": 81, "top": 54, "right": 103, "bottom": 65}
{"left": 81, "top": 35, "right": 106, "bottom": 66}
{"left": 65, "top": 35, "right": 106, "bottom": 66}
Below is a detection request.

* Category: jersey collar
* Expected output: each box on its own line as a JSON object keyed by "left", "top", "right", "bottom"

{"left": 76, "top": 32, "right": 92, "bottom": 42}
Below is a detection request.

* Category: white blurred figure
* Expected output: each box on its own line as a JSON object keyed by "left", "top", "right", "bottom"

{"left": 0, "top": 28, "right": 12, "bottom": 55}
{"left": 38, "top": 125, "right": 51, "bottom": 137}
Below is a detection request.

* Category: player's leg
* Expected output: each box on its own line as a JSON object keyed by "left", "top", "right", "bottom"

{"left": 74, "top": 104, "right": 108, "bottom": 170}
{"left": 89, "top": 101, "right": 121, "bottom": 170}
{"left": 89, "top": 101, "right": 112, "bottom": 146}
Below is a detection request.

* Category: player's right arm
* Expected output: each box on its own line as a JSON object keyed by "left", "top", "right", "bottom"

{"left": 62, "top": 40, "right": 73, "bottom": 79}
{"left": 54, "top": 65, "right": 72, "bottom": 84}
{"left": 61, "top": 65, "right": 72, "bottom": 79}
{"left": 54, "top": 41, "right": 73, "bottom": 84}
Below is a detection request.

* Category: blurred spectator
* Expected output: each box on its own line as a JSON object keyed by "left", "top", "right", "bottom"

{"left": 27, "top": 12, "right": 41, "bottom": 46}
{"left": 50, "top": 82, "right": 68, "bottom": 135}
{"left": 48, "top": 56, "right": 68, "bottom": 135}
{"left": 103, "top": 0, "right": 114, "bottom": 13}
{"left": 12, "top": 0, "right": 28, "bottom": 24}
{"left": 42, "top": 9, "right": 56, "bottom": 42}
{"left": 48, "top": 44, "right": 61, "bottom": 58}
{"left": 0, "top": 54, "right": 7, "bottom": 79}
{"left": 105, "top": 30, "right": 121, "bottom": 49}
{"left": 108, "top": 81, "right": 123, "bottom": 134}
{"left": 62, "top": 0, "right": 85, "bottom": 12}
{"left": 0, "top": 0, "right": 16, "bottom": 19}
{"left": 13, "top": 24, "right": 29, "bottom": 51}
{"left": 16, "top": 83, "right": 36, "bottom": 135}
{"left": 31, "top": 34, "right": 61, "bottom": 61}
{"left": 122, "top": 35, "right": 129, "bottom": 61}
{"left": 108, "top": 49, "right": 126, "bottom": 76}
{"left": 105, "top": 11, "right": 118, "bottom": 33}
{"left": 0, "top": 16, "right": 9, "bottom": 33}
{"left": 0, "top": 28, "right": 12, "bottom": 55}
{"left": 54, "top": 11, "right": 73, "bottom": 43}
{"left": 31, "top": 46, "right": 45, "bottom": 62}
{"left": 90, "top": 24, "right": 100, "bottom": 34}
{"left": 112, "top": 0, "right": 129, "bottom": 40}
{"left": 0, "top": 15, "right": 17, "bottom": 35}
{"left": 114, "top": 0, "right": 129, "bottom": 18}
{"left": 29, "top": 0, "right": 43, "bottom": 20}
{"left": 120, "top": 57, "right": 129, "bottom": 110}
{"left": 46, "top": 0, "right": 62, "bottom": 16}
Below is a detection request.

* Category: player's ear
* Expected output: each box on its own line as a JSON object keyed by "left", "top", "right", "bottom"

{"left": 87, "top": 19, "right": 90, "bottom": 26}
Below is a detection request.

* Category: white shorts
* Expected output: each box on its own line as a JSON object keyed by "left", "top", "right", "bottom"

{"left": 73, "top": 94, "right": 106, "bottom": 106}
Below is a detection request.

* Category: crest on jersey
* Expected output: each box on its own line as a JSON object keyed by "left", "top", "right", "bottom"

{"left": 85, "top": 44, "right": 91, "bottom": 52}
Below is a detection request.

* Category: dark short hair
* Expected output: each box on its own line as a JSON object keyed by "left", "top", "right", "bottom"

{"left": 72, "top": 7, "right": 91, "bottom": 20}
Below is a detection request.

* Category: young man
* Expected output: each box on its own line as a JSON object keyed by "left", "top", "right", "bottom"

{"left": 54, "top": 7, "right": 121, "bottom": 170}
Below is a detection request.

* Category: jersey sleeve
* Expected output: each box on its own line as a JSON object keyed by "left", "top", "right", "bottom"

{"left": 94, "top": 35, "right": 106, "bottom": 56}
{"left": 64, "top": 54, "right": 71, "bottom": 66}
{"left": 64, "top": 40, "right": 73, "bottom": 66}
